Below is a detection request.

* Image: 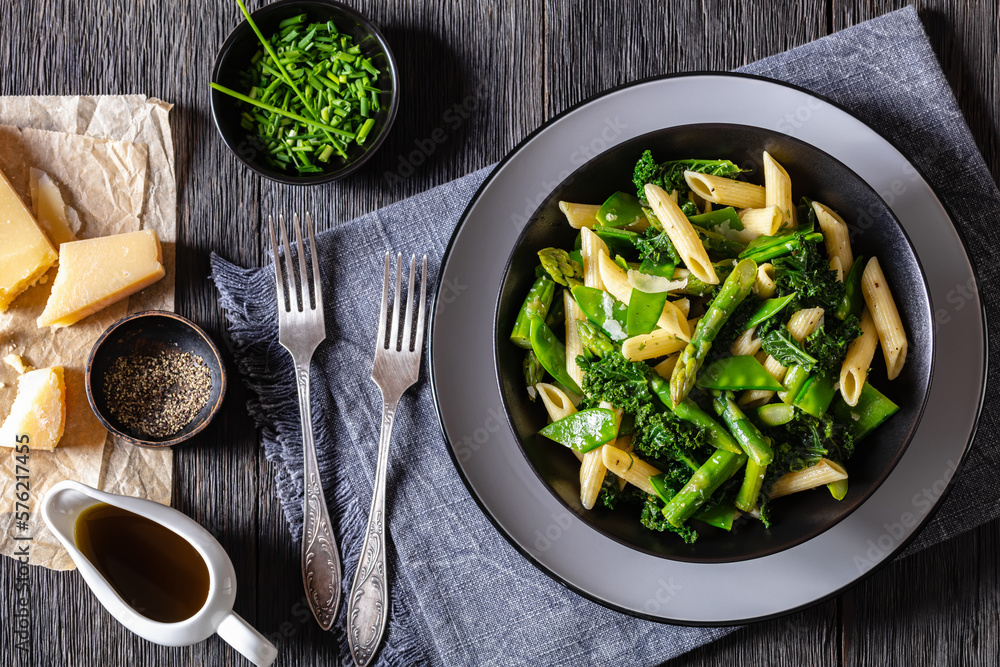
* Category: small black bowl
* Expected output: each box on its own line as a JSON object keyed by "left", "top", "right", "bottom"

{"left": 85, "top": 311, "right": 227, "bottom": 448}
{"left": 495, "top": 124, "right": 934, "bottom": 563}
{"left": 211, "top": 0, "right": 399, "bottom": 185}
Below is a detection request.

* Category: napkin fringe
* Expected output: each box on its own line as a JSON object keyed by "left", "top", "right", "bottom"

{"left": 210, "top": 254, "right": 429, "bottom": 666}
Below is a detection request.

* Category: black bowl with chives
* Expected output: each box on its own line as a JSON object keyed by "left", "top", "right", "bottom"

{"left": 211, "top": 0, "right": 399, "bottom": 185}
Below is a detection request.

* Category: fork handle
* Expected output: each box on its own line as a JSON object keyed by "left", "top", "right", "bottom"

{"left": 347, "top": 393, "right": 398, "bottom": 667}
{"left": 297, "top": 363, "right": 343, "bottom": 631}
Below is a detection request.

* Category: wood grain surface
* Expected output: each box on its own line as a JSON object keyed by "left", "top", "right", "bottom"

{"left": 1, "top": 0, "right": 997, "bottom": 665}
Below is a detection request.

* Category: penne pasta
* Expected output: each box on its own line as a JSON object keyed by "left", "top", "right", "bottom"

{"left": 754, "top": 262, "right": 776, "bottom": 298}
{"left": 564, "top": 291, "right": 586, "bottom": 388}
{"left": 839, "top": 307, "right": 878, "bottom": 406}
{"left": 763, "top": 151, "right": 796, "bottom": 227}
{"left": 536, "top": 382, "right": 576, "bottom": 422}
{"left": 601, "top": 445, "right": 661, "bottom": 496}
{"left": 862, "top": 257, "right": 907, "bottom": 380}
{"left": 580, "top": 402, "right": 623, "bottom": 510}
{"left": 645, "top": 183, "right": 719, "bottom": 285}
{"left": 598, "top": 250, "right": 690, "bottom": 339}
{"left": 622, "top": 328, "right": 687, "bottom": 361}
{"left": 558, "top": 201, "right": 600, "bottom": 229}
{"left": 813, "top": 201, "right": 854, "bottom": 272}
{"left": 653, "top": 354, "right": 680, "bottom": 379}
{"left": 830, "top": 256, "right": 844, "bottom": 282}
{"left": 684, "top": 171, "right": 766, "bottom": 209}
{"left": 580, "top": 226, "right": 609, "bottom": 290}
{"left": 740, "top": 205, "right": 783, "bottom": 237}
{"left": 730, "top": 326, "right": 762, "bottom": 357}
{"left": 673, "top": 297, "right": 691, "bottom": 318}
{"left": 769, "top": 458, "right": 847, "bottom": 499}
{"left": 614, "top": 434, "right": 635, "bottom": 491}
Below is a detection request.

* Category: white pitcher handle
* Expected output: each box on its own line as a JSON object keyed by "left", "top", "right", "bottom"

{"left": 217, "top": 612, "right": 278, "bottom": 667}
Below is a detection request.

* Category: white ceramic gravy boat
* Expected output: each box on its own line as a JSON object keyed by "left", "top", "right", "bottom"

{"left": 41, "top": 480, "right": 277, "bottom": 666}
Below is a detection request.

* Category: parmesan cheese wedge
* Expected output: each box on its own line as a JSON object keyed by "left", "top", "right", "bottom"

{"left": 30, "top": 168, "right": 77, "bottom": 246}
{"left": 0, "top": 167, "right": 58, "bottom": 312}
{"left": 0, "top": 366, "right": 66, "bottom": 451}
{"left": 37, "top": 229, "right": 166, "bottom": 329}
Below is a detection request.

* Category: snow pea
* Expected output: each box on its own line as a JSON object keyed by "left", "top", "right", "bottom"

{"left": 539, "top": 408, "right": 618, "bottom": 453}
{"left": 597, "top": 191, "right": 646, "bottom": 228}
{"left": 528, "top": 316, "right": 582, "bottom": 395}
{"left": 638, "top": 256, "right": 675, "bottom": 278}
{"left": 626, "top": 288, "right": 667, "bottom": 336}
{"left": 510, "top": 276, "right": 555, "bottom": 349}
{"left": 570, "top": 285, "right": 628, "bottom": 341}
{"left": 692, "top": 503, "right": 739, "bottom": 531}
{"left": 648, "top": 473, "right": 671, "bottom": 504}
{"left": 832, "top": 381, "right": 899, "bottom": 440}
{"left": 697, "top": 355, "right": 784, "bottom": 392}
{"left": 594, "top": 226, "right": 641, "bottom": 256}
{"left": 792, "top": 372, "right": 838, "bottom": 418}
{"left": 835, "top": 255, "right": 865, "bottom": 320}
{"left": 744, "top": 292, "right": 797, "bottom": 331}
{"left": 688, "top": 206, "right": 743, "bottom": 232}
{"left": 827, "top": 478, "right": 849, "bottom": 500}
{"left": 740, "top": 231, "right": 824, "bottom": 264}
{"left": 756, "top": 402, "right": 795, "bottom": 427}
{"left": 780, "top": 364, "right": 810, "bottom": 404}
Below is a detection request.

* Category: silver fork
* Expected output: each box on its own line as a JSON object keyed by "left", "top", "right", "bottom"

{"left": 268, "top": 212, "right": 342, "bottom": 631}
{"left": 347, "top": 252, "right": 428, "bottom": 667}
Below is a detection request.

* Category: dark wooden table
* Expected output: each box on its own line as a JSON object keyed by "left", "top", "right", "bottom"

{"left": 2, "top": 0, "right": 997, "bottom": 664}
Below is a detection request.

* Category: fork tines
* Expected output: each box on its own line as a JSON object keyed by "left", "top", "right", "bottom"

{"left": 377, "top": 252, "right": 428, "bottom": 354}
{"left": 268, "top": 212, "right": 322, "bottom": 314}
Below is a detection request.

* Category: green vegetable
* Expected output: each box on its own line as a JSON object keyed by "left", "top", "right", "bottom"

{"left": 756, "top": 403, "right": 796, "bottom": 427}
{"left": 805, "top": 315, "right": 861, "bottom": 375}
{"left": 688, "top": 206, "right": 743, "bottom": 231}
{"left": 641, "top": 495, "right": 698, "bottom": 543}
{"left": 712, "top": 391, "right": 773, "bottom": 466}
{"left": 696, "top": 355, "right": 785, "bottom": 392}
{"left": 695, "top": 226, "right": 746, "bottom": 258}
{"left": 793, "top": 373, "right": 838, "bottom": 419}
{"left": 633, "top": 151, "right": 743, "bottom": 202}
{"left": 780, "top": 364, "right": 810, "bottom": 404}
{"left": 769, "top": 233, "right": 845, "bottom": 312}
{"left": 676, "top": 261, "right": 735, "bottom": 297}
{"left": 214, "top": 4, "right": 387, "bottom": 174}
{"left": 836, "top": 256, "right": 866, "bottom": 320}
{"left": 544, "top": 289, "right": 565, "bottom": 329}
{"left": 510, "top": 276, "right": 555, "bottom": 349}
{"left": 739, "top": 231, "right": 825, "bottom": 264}
{"left": 832, "top": 382, "right": 900, "bottom": 440}
{"left": 827, "top": 478, "right": 849, "bottom": 500}
{"left": 635, "top": 227, "right": 681, "bottom": 269}
{"left": 648, "top": 375, "right": 742, "bottom": 454}
{"left": 538, "top": 248, "right": 583, "bottom": 287}
{"left": 571, "top": 286, "right": 628, "bottom": 341}
{"left": 692, "top": 503, "right": 740, "bottom": 531}
{"left": 528, "top": 317, "right": 582, "bottom": 395}
{"left": 575, "top": 319, "right": 617, "bottom": 359}
{"left": 626, "top": 288, "right": 667, "bottom": 336}
{"left": 768, "top": 411, "right": 855, "bottom": 473}
{"left": 522, "top": 350, "right": 545, "bottom": 397}
{"left": 736, "top": 458, "right": 766, "bottom": 512}
{"left": 539, "top": 408, "right": 619, "bottom": 453}
{"left": 744, "top": 293, "right": 797, "bottom": 330}
{"left": 598, "top": 192, "right": 646, "bottom": 228}
{"left": 670, "top": 258, "right": 757, "bottom": 405}
{"left": 761, "top": 329, "right": 817, "bottom": 371}
{"left": 662, "top": 449, "right": 747, "bottom": 527}
{"left": 593, "top": 226, "right": 642, "bottom": 256}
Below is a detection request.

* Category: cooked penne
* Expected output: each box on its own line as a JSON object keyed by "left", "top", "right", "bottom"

{"left": 813, "top": 201, "right": 853, "bottom": 272}
{"left": 601, "top": 445, "right": 661, "bottom": 496}
{"left": 740, "top": 205, "right": 783, "bottom": 237}
{"left": 673, "top": 297, "right": 691, "bottom": 318}
{"left": 839, "top": 307, "right": 878, "bottom": 406}
{"left": 581, "top": 227, "right": 609, "bottom": 290}
{"left": 645, "top": 183, "right": 719, "bottom": 285}
{"left": 769, "top": 458, "right": 847, "bottom": 499}
{"left": 830, "top": 256, "right": 844, "bottom": 282}
{"left": 659, "top": 299, "right": 691, "bottom": 341}
{"left": 536, "top": 382, "right": 576, "bottom": 422}
{"left": 653, "top": 354, "right": 680, "bottom": 379}
{"left": 684, "top": 171, "right": 766, "bottom": 209}
{"left": 558, "top": 201, "right": 600, "bottom": 229}
{"left": 730, "top": 326, "right": 762, "bottom": 357}
{"left": 622, "top": 328, "right": 687, "bottom": 361}
{"left": 564, "top": 291, "right": 586, "bottom": 388}
{"left": 580, "top": 402, "right": 623, "bottom": 510}
{"left": 754, "top": 262, "right": 776, "bottom": 298}
{"left": 862, "top": 257, "right": 907, "bottom": 380}
{"left": 763, "top": 151, "right": 796, "bottom": 227}
{"left": 787, "top": 307, "right": 825, "bottom": 340}
{"left": 598, "top": 250, "right": 689, "bottom": 339}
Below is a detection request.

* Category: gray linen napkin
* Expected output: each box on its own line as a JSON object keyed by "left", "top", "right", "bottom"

{"left": 211, "top": 7, "right": 999, "bottom": 665}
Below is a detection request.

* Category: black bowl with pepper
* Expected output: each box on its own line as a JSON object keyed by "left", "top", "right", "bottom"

{"left": 86, "top": 311, "right": 227, "bottom": 448}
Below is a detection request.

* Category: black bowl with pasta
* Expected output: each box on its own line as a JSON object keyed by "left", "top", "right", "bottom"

{"left": 494, "top": 123, "right": 934, "bottom": 562}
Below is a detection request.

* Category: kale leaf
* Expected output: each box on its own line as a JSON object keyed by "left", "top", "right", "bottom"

{"left": 633, "top": 150, "right": 743, "bottom": 203}
{"left": 634, "top": 227, "right": 681, "bottom": 266}
{"left": 771, "top": 233, "right": 844, "bottom": 312}
{"left": 640, "top": 494, "right": 698, "bottom": 543}
{"left": 761, "top": 328, "right": 818, "bottom": 370}
{"left": 805, "top": 314, "right": 861, "bottom": 375}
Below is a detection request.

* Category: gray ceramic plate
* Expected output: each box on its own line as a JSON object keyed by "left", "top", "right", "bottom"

{"left": 429, "top": 73, "right": 986, "bottom": 624}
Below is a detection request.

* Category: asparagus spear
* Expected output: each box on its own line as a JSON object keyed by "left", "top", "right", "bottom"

{"left": 522, "top": 350, "right": 545, "bottom": 398}
{"left": 538, "top": 248, "right": 583, "bottom": 288}
{"left": 662, "top": 449, "right": 747, "bottom": 527}
{"left": 576, "top": 319, "right": 617, "bottom": 359}
{"left": 736, "top": 458, "right": 766, "bottom": 512}
{"left": 712, "top": 391, "right": 773, "bottom": 466}
{"left": 669, "top": 258, "right": 757, "bottom": 405}
{"left": 647, "top": 375, "right": 742, "bottom": 454}
{"left": 510, "top": 276, "right": 555, "bottom": 349}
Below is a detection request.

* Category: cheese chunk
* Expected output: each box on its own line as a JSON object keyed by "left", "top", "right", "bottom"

{"left": 0, "top": 366, "right": 66, "bottom": 450}
{"left": 3, "top": 354, "right": 31, "bottom": 374}
{"left": 37, "top": 229, "right": 166, "bottom": 329}
{"left": 30, "top": 168, "right": 77, "bottom": 247}
{"left": 0, "top": 167, "right": 58, "bottom": 312}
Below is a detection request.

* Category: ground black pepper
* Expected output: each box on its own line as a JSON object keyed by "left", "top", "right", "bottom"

{"left": 103, "top": 347, "right": 212, "bottom": 438}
